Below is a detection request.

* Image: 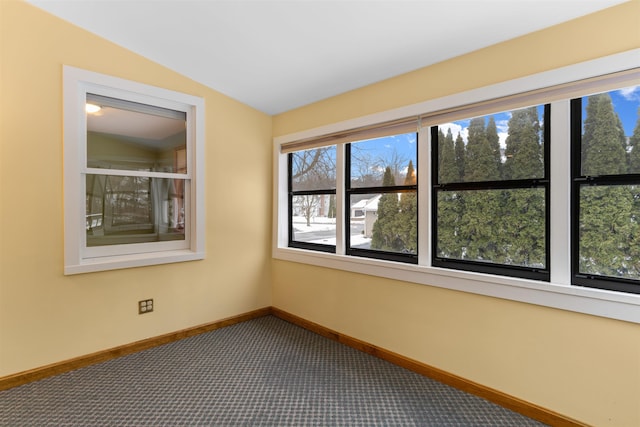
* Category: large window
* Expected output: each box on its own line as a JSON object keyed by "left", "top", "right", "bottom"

{"left": 64, "top": 66, "right": 205, "bottom": 274}
{"left": 431, "top": 105, "right": 550, "bottom": 280}
{"left": 571, "top": 86, "right": 640, "bottom": 294}
{"left": 346, "top": 133, "right": 418, "bottom": 263}
{"left": 275, "top": 51, "right": 640, "bottom": 323}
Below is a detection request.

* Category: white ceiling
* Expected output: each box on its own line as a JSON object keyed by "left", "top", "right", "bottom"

{"left": 27, "top": 0, "right": 628, "bottom": 115}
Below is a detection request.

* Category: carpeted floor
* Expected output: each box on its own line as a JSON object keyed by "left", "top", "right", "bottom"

{"left": 0, "top": 316, "right": 547, "bottom": 426}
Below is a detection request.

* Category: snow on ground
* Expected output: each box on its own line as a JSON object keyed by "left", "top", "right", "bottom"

{"left": 292, "top": 216, "right": 335, "bottom": 233}
{"left": 308, "top": 235, "right": 371, "bottom": 246}
{"left": 292, "top": 216, "right": 371, "bottom": 247}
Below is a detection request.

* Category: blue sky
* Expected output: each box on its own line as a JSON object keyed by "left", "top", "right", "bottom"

{"left": 601, "top": 85, "right": 640, "bottom": 137}
{"left": 349, "top": 85, "right": 640, "bottom": 178}
{"left": 440, "top": 105, "right": 546, "bottom": 150}
{"left": 439, "top": 86, "right": 640, "bottom": 149}
{"left": 351, "top": 133, "right": 417, "bottom": 177}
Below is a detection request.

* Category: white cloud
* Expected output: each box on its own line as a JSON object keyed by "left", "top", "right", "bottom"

{"left": 618, "top": 86, "right": 640, "bottom": 102}
{"left": 496, "top": 118, "right": 510, "bottom": 132}
{"left": 439, "top": 122, "right": 469, "bottom": 143}
{"left": 495, "top": 118, "right": 510, "bottom": 149}
{"left": 498, "top": 132, "right": 508, "bottom": 149}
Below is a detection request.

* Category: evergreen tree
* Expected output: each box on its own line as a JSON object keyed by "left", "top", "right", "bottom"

{"left": 579, "top": 186, "right": 634, "bottom": 276}
{"left": 403, "top": 160, "right": 416, "bottom": 186}
{"left": 436, "top": 132, "right": 464, "bottom": 258}
{"left": 486, "top": 116, "right": 502, "bottom": 178}
{"left": 627, "top": 187, "right": 640, "bottom": 279}
{"left": 435, "top": 191, "right": 464, "bottom": 259}
{"left": 503, "top": 107, "right": 543, "bottom": 179}
{"left": 459, "top": 118, "right": 502, "bottom": 262}
{"left": 628, "top": 107, "right": 640, "bottom": 173}
{"left": 454, "top": 132, "right": 465, "bottom": 181}
{"left": 582, "top": 93, "right": 628, "bottom": 175}
{"left": 501, "top": 107, "right": 546, "bottom": 267}
{"left": 371, "top": 167, "right": 402, "bottom": 251}
{"left": 579, "top": 93, "right": 635, "bottom": 277}
{"left": 464, "top": 118, "right": 500, "bottom": 181}
{"left": 439, "top": 129, "right": 458, "bottom": 183}
{"left": 397, "top": 161, "right": 417, "bottom": 253}
{"left": 629, "top": 113, "right": 640, "bottom": 279}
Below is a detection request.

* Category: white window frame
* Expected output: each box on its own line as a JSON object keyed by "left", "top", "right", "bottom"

{"left": 64, "top": 66, "right": 205, "bottom": 274}
{"left": 273, "top": 49, "right": 640, "bottom": 324}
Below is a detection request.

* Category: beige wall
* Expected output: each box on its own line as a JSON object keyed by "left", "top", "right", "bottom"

{"left": 272, "top": 2, "right": 640, "bottom": 426}
{"left": 2, "top": 1, "right": 639, "bottom": 426}
{"left": 0, "top": 1, "right": 272, "bottom": 376}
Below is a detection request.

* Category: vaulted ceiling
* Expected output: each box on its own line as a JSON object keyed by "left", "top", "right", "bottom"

{"left": 27, "top": 0, "right": 628, "bottom": 114}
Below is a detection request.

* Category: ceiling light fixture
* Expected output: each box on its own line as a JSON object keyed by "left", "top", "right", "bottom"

{"left": 85, "top": 103, "right": 101, "bottom": 113}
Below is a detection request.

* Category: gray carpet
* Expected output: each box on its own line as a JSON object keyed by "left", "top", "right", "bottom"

{"left": 0, "top": 316, "right": 547, "bottom": 426}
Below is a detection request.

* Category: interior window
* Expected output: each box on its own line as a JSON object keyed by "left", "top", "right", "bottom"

{"left": 85, "top": 95, "right": 187, "bottom": 247}
{"left": 64, "top": 66, "right": 205, "bottom": 274}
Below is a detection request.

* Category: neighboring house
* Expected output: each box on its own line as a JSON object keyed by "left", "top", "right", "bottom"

{"left": 350, "top": 198, "right": 369, "bottom": 219}
{"left": 350, "top": 195, "right": 381, "bottom": 238}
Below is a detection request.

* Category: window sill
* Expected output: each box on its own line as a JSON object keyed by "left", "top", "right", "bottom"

{"left": 65, "top": 250, "right": 205, "bottom": 275}
{"left": 273, "top": 246, "right": 640, "bottom": 324}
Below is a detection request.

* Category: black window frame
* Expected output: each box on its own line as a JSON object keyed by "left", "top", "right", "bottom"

{"left": 431, "top": 105, "right": 551, "bottom": 281}
{"left": 345, "top": 137, "right": 419, "bottom": 264}
{"left": 287, "top": 152, "right": 336, "bottom": 254}
{"left": 570, "top": 97, "right": 640, "bottom": 295}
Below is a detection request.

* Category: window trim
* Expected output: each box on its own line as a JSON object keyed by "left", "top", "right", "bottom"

{"left": 273, "top": 49, "right": 640, "bottom": 324}
{"left": 63, "top": 66, "right": 205, "bottom": 274}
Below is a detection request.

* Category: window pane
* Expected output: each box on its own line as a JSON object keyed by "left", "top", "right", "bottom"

{"left": 291, "top": 147, "right": 336, "bottom": 191}
{"left": 578, "top": 184, "right": 640, "bottom": 280}
{"left": 436, "top": 188, "right": 546, "bottom": 268}
{"left": 350, "top": 133, "right": 417, "bottom": 188}
{"left": 579, "top": 86, "right": 640, "bottom": 176}
{"left": 437, "top": 105, "right": 545, "bottom": 184}
{"left": 350, "top": 192, "right": 417, "bottom": 254}
{"left": 291, "top": 194, "right": 336, "bottom": 244}
{"left": 86, "top": 175, "right": 185, "bottom": 246}
{"left": 86, "top": 95, "right": 187, "bottom": 173}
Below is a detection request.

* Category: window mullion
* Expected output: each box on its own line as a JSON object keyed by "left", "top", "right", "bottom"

{"left": 335, "top": 144, "right": 346, "bottom": 255}
{"left": 550, "top": 100, "right": 571, "bottom": 285}
{"left": 418, "top": 124, "right": 431, "bottom": 266}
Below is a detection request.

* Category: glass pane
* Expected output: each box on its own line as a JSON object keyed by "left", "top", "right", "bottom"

{"left": 350, "top": 133, "right": 417, "bottom": 188}
{"left": 579, "top": 86, "right": 640, "bottom": 176}
{"left": 437, "top": 105, "right": 545, "bottom": 184}
{"left": 436, "top": 188, "right": 546, "bottom": 268}
{"left": 579, "top": 184, "right": 640, "bottom": 280}
{"left": 291, "top": 194, "right": 336, "bottom": 244}
{"left": 86, "top": 175, "right": 186, "bottom": 246}
{"left": 86, "top": 94, "right": 187, "bottom": 173}
{"left": 291, "top": 147, "right": 336, "bottom": 191}
{"left": 349, "top": 192, "right": 417, "bottom": 254}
